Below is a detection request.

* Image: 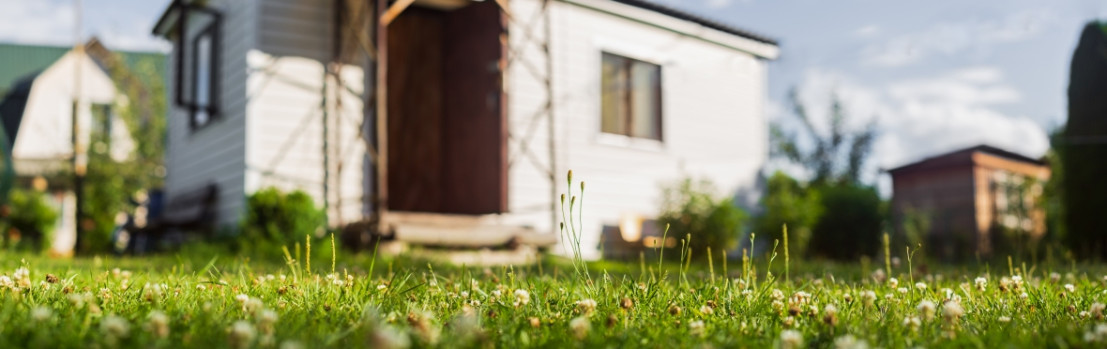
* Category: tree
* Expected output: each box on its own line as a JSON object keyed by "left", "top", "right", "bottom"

{"left": 771, "top": 88, "right": 877, "bottom": 186}
{"left": 1062, "top": 22, "right": 1107, "bottom": 259}
{"left": 807, "top": 185, "right": 883, "bottom": 260}
{"left": 753, "top": 171, "right": 821, "bottom": 256}
{"left": 77, "top": 55, "right": 167, "bottom": 253}
{"left": 770, "top": 86, "right": 884, "bottom": 260}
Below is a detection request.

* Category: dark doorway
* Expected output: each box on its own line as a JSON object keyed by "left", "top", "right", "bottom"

{"left": 386, "top": 1, "right": 507, "bottom": 215}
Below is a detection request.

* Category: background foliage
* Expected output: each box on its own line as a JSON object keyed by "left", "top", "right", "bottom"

{"left": 657, "top": 178, "right": 747, "bottom": 258}
{"left": 0, "top": 188, "right": 58, "bottom": 251}
{"left": 77, "top": 56, "right": 167, "bottom": 254}
{"left": 240, "top": 187, "right": 326, "bottom": 253}
{"left": 752, "top": 171, "right": 821, "bottom": 256}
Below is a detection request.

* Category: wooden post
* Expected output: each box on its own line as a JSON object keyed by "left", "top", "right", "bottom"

{"left": 374, "top": 0, "right": 390, "bottom": 235}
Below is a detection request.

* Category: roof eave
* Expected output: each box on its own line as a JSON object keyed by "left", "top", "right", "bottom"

{"left": 562, "top": 0, "right": 779, "bottom": 59}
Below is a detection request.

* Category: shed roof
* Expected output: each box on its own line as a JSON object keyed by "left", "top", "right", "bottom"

{"left": 886, "top": 144, "right": 1046, "bottom": 176}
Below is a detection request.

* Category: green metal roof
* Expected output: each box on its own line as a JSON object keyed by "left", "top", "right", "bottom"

{"left": 0, "top": 42, "right": 167, "bottom": 99}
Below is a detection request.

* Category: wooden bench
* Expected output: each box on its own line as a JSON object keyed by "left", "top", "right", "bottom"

{"left": 149, "top": 183, "right": 218, "bottom": 235}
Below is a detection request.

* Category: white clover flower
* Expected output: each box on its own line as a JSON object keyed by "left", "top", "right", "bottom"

{"left": 1082, "top": 311, "right": 1092, "bottom": 318}
{"left": 236, "top": 294, "right": 249, "bottom": 303}
{"left": 258, "top": 309, "right": 279, "bottom": 334}
{"left": 998, "top": 316, "right": 1011, "bottom": 323}
{"left": 1066, "top": 284, "right": 1076, "bottom": 293}
{"left": 101, "top": 315, "right": 131, "bottom": 339}
{"left": 771, "top": 300, "right": 785, "bottom": 313}
{"left": 491, "top": 290, "right": 502, "bottom": 298}
{"left": 513, "top": 289, "right": 530, "bottom": 307}
{"left": 459, "top": 291, "right": 469, "bottom": 299}
{"left": 244, "top": 298, "right": 264, "bottom": 314}
{"left": 888, "top": 277, "right": 899, "bottom": 289}
{"left": 378, "top": 284, "right": 388, "bottom": 291}
{"left": 779, "top": 329, "right": 803, "bottom": 349}
{"left": 689, "top": 320, "right": 705, "bottom": 336}
{"left": 576, "top": 299, "right": 597, "bottom": 315}
{"left": 1011, "top": 275, "right": 1024, "bottom": 288}
{"left": 30, "top": 306, "right": 52, "bottom": 322}
{"left": 942, "top": 301, "right": 964, "bottom": 324}
{"left": 782, "top": 316, "right": 795, "bottom": 328}
{"left": 0, "top": 275, "right": 13, "bottom": 289}
{"left": 147, "top": 311, "right": 170, "bottom": 338}
{"left": 13, "top": 267, "right": 30, "bottom": 287}
{"left": 917, "top": 300, "right": 937, "bottom": 320}
{"left": 1088, "top": 324, "right": 1107, "bottom": 343}
{"left": 1019, "top": 292, "right": 1029, "bottom": 300}
{"left": 915, "top": 282, "right": 928, "bottom": 291}
{"left": 771, "top": 289, "right": 785, "bottom": 301}
{"left": 871, "top": 269, "right": 886, "bottom": 283}
{"left": 833, "top": 334, "right": 869, "bottom": 349}
{"left": 903, "top": 316, "right": 921, "bottom": 330}
{"left": 280, "top": 340, "right": 304, "bottom": 349}
{"left": 897, "top": 287, "right": 908, "bottom": 294}
{"left": 861, "top": 290, "right": 877, "bottom": 307}
{"left": 1050, "top": 272, "right": 1061, "bottom": 283}
{"left": 229, "top": 320, "right": 258, "bottom": 349}
{"left": 975, "top": 277, "right": 987, "bottom": 291}
{"left": 143, "top": 283, "right": 165, "bottom": 302}
{"left": 569, "top": 316, "right": 591, "bottom": 339}
{"left": 700, "top": 305, "right": 714, "bottom": 316}
{"left": 1092, "top": 303, "right": 1106, "bottom": 317}
{"left": 824, "top": 304, "right": 838, "bottom": 316}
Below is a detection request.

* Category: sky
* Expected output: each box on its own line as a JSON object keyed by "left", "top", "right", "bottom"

{"left": 1, "top": 0, "right": 1105, "bottom": 194}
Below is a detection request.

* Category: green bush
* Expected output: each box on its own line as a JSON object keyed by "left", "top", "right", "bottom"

{"left": 241, "top": 187, "right": 326, "bottom": 251}
{"left": 657, "top": 178, "right": 747, "bottom": 258}
{"left": 806, "top": 184, "right": 884, "bottom": 260}
{"left": 753, "top": 171, "right": 822, "bottom": 256}
{"left": 2, "top": 188, "right": 59, "bottom": 251}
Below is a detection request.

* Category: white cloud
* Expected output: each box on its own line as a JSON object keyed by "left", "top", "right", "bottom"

{"left": 854, "top": 25, "right": 880, "bottom": 38}
{"left": 0, "top": 0, "right": 77, "bottom": 46}
{"left": 705, "top": 0, "right": 734, "bottom": 9}
{"left": 0, "top": 0, "right": 168, "bottom": 52}
{"left": 771, "top": 67, "right": 1049, "bottom": 194}
{"left": 863, "top": 10, "right": 1054, "bottom": 67}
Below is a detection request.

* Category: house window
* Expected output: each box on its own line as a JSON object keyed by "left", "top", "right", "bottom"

{"left": 152, "top": 1, "right": 221, "bottom": 130}
{"left": 190, "top": 25, "right": 217, "bottom": 128}
{"left": 601, "top": 52, "right": 662, "bottom": 141}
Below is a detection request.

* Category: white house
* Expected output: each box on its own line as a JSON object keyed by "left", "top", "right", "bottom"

{"left": 0, "top": 40, "right": 139, "bottom": 255}
{"left": 153, "top": 0, "right": 778, "bottom": 258}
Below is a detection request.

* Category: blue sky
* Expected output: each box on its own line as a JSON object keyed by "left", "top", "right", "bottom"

{"left": 2, "top": 0, "right": 1104, "bottom": 193}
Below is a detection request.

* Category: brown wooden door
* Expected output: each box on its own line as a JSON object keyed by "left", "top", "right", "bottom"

{"left": 386, "top": 2, "right": 506, "bottom": 214}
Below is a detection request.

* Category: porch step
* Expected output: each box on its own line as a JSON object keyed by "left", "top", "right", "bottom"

{"left": 385, "top": 211, "right": 558, "bottom": 248}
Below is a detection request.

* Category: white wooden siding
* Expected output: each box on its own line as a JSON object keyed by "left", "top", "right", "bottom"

{"left": 164, "top": 0, "right": 255, "bottom": 228}
{"left": 505, "top": 0, "right": 771, "bottom": 258}
{"left": 246, "top": 0, "right": 366, "bottom": 226}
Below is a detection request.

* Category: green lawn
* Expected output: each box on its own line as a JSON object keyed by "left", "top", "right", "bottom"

{"left": 1, "top": 245, "right": 1106, "bottom": 348}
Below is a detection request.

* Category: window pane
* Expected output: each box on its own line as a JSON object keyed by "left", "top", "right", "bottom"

{"left": 195, "top": 33, "right": 212, "bottom": 109}
{"left": 630, "top": 61, "right": 660, "bottom": 140}
{"left": 601, "top": 54, "right": 627, "bottom": 135}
